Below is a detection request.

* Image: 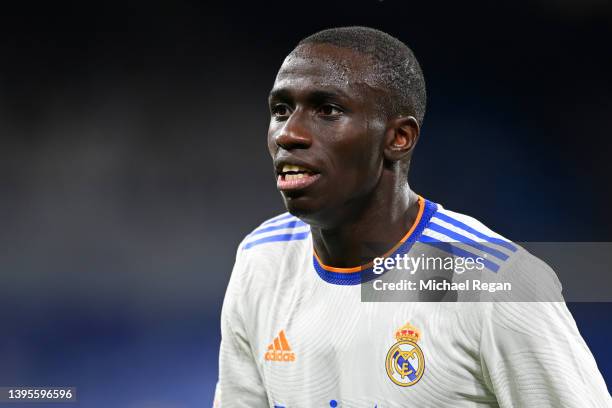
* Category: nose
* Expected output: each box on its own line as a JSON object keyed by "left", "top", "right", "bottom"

{"left": 274, "top": 110, "right": 312, "bottom": 150}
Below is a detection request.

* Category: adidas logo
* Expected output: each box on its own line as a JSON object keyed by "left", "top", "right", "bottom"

{"left": 264, "top": 330, "right": 295, "bottom": 362}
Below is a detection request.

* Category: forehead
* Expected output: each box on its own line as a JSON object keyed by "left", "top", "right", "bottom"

{"left": 272, "top": 43, "right": 380, "bottom": 96}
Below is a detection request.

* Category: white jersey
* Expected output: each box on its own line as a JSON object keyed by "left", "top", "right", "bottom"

{"left": 215, "top": 197, "right": 611, "bottom": 407}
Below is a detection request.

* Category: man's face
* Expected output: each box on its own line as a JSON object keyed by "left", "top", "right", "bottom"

{"left": 267, "top": 43, "right": 388, "bottom": 226}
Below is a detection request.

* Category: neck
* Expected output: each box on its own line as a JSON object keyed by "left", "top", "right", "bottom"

{"left": 310, "top": 175, "right": 420, "bottom": 268}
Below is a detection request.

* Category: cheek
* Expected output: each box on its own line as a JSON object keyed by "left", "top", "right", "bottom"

{"left": 350, "top": 120, "right": 384, "bottom": 170}
{"left": 353, "top": 148, "right": 384, "bottom": 192}
{"left": 267, "top": 125, "right": 278, "bottom": 157}
{"left": 330, "top": 123, "right": 383, "bottom": 191}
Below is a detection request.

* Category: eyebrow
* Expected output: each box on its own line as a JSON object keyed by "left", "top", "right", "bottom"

{"left": 268, "top": 87, "right": 350, "bottom": 104}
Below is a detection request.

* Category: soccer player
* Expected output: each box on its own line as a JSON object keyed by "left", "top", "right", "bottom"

{"left": 214, "top": 27, "right": 611, "bottom": 407}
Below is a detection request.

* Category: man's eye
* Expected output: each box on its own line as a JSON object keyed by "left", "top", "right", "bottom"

{"left": 271, "top": 104, "right": 291, "bottom": 119}
{"left": 318, "top": 105, "right": 343, "bottom": 117}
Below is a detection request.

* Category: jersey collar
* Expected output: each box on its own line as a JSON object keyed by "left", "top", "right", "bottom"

{"left": 312, "top": 196, "right": 438, "bottom": 285}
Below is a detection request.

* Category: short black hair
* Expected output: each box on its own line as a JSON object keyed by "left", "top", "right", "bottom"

{"left": 297, "top": 26, "right": 426, "bottom": 126}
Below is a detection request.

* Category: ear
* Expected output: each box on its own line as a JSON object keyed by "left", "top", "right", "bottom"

{"left": 383, "top": 116, "right": 420, "bottom": 163}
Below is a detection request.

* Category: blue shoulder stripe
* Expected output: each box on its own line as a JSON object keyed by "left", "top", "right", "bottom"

{"left": 418, "top": 235, "right": 500, "bottom": 272}
{"left": 427, "top": 222, "right": 509, "bottom": 261}
{"left": 249, "top": 219, "right": 307, "bottom": 238}
{"left": 261, "top": 213, "right": 294, "bottom": 226}
{"left": 432, "top": 212, "right": 517, "bottom": 252}
{"left": 242, "top": 231, "right": 310, "bottom": 250}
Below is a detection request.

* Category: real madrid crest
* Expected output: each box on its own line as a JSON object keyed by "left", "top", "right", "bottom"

{"left": 385, "top": 322, "right": 425, "bottom": 387}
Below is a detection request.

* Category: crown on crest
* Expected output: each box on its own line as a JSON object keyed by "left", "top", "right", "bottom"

{"left": 395, "top": 322, "right": 421, "bottom": 342}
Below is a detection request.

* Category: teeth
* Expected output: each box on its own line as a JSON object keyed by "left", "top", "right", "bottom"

{"left": 282, "top": 164, "right": 309, "bottom": 173}
{"left": 285, "top": 173, "right": 308, "bottom": 181}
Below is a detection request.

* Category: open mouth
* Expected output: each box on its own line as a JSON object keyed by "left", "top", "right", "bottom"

{"left": 277, "top": 164, "right": 321, "bottom": 191}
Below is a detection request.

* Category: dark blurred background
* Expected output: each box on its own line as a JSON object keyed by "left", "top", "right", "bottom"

{"left": 0, "top": 0, "right": 610, "bottom": 406}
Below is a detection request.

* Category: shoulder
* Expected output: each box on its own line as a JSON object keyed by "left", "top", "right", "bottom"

{"left": 420, "top": 202, "right": 562, "bottom": 299}
{"left": 419, "top": 203, "right": 519, "bottom": 273}
{"left": 233, "top": 212, "right": 312, "bottom": 276}
{"left": 427, "top": 205, "right": 515, "bottom": 247}
{"left": 239, "top": 212, "right": 311, "bottom": 251}
{"left": 227, "top": 212, "right": 312, "bottom": 306}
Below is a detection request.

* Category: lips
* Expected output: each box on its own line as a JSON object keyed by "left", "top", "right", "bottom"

{"left": 276, "top": 163, "right": 321, "bottom": 191}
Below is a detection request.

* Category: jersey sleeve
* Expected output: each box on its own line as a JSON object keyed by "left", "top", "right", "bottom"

{"left": 214, "top": 244, "right": 268, "bottom": 407}
{"left": 479, "top": 254, "right": 611, "bottom": 408}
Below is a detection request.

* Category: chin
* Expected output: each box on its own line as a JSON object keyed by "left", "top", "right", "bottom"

{"left": 282, "top": 195, "right": 340, "bottom": 228}
{"left": 283, "top": 197, "right": 315, "bottom": 216}
{"left": 282, "top": 195, "right": 322, "bottom": 222}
